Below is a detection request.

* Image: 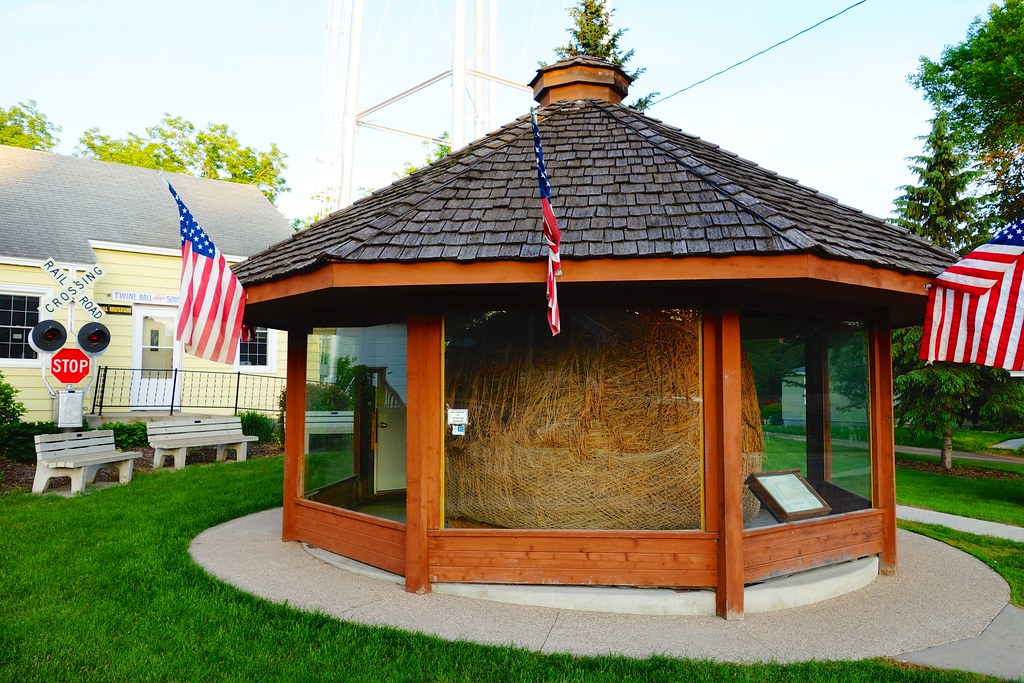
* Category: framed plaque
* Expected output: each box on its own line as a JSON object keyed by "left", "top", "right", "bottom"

{"left": 745, "top": 469, "right": 831, "bottom": 523}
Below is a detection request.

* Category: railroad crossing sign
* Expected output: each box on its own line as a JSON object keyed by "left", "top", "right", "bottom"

{"left": 50, "top": 347, "right": 91, "bottom": 385}
{"left": 39, "top": 258, "right": 106, "bottom": 320}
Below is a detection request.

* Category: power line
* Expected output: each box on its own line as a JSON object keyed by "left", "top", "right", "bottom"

{"left": 647, "top": 0, "right": 868, "bottom": 109}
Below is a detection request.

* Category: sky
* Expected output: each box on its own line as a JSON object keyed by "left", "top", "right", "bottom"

{"left": 0, "top": 0, "right": 998, "bottom": 226}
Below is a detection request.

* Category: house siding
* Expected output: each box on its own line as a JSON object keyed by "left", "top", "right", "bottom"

{"left": 1, "top": 249, "right": 288, "bottom": 423}
{"left": 0, "top": 263, "right": 58, "bottom": 420}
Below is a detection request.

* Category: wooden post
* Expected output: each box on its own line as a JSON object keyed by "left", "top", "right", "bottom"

{"left": 282, "top": 322, "right": 308, "bottom": 542}
{"left": 702, "top": 315, "right": 721, "bottom": 536}
{"left": 868, "top": 313, "right": 897, "bottom": 574}
{"left": 804, "top": 322, "right": 832, "bottom": 485}
{"left": 715, "top": 309, "right": 745, "bottom": 620}
{"left": 405, "top": 315, "right": 443, "bottom": 593}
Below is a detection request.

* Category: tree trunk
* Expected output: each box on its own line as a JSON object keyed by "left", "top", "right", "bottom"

{"left": 940, "top": 428, "right": 954, "bottom": 471}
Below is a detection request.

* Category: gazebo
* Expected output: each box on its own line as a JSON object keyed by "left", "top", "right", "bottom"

{"left": 234, "top": 57, "right": 953, "bottom": 619}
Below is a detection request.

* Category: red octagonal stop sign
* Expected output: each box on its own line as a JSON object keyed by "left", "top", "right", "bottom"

{"left": 50, "top": 347, "right": 91, "bottom": 384}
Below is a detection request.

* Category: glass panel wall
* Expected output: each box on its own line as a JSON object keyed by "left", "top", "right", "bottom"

{"left": 742, "top": 314, "right": 872, "bottom": 527}
{"left": 302, "top": 325, "right": 407, "bottom": 522}
{"left": 443, "top": 307, "right": 708, "bottom": 531}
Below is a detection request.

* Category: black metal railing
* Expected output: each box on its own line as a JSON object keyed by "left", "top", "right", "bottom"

{"left": 91, "top": 366, "right": 286, "bottom": 416}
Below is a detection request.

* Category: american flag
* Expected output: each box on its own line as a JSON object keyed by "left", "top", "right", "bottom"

{"left": 921, "top": 217, "right": 1024, "bottom": 370}
{"left": 532, "top": 109, "right": 561, "bottom": 335}
{"left": 166, "top": 180, "right": 247, "bottom": 364}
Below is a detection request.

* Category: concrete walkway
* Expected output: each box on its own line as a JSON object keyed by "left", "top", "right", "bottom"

{"left": 898, "top": 505, "right": 1024, "bottom": 543}
{"left": 896, "top": 443, "right": 1024, "bottom": 466}
{"left": 190, "top": 508, "right": 1023, "bottom": 680}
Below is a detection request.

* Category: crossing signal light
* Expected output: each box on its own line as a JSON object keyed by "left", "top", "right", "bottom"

{"left": 78, "top": 322, "right": 111, "bottom": 355}
{"left": 29, "top": 320, "right": 68, "bottom": 354}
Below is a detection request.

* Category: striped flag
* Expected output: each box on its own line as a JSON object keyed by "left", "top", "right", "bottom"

{"left": 921, "top": 218, "right": 1024, "bottom": 370}
{"left": 166, "top": 180, "right": 247, "bottom": 364}
{"left": 532, "top": 109, "right": 561, "bottom": 335}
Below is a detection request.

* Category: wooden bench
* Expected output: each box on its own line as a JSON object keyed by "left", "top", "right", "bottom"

{"left": 33, "top": 430, "right": 141, "bottom": 494}
{"left": 148, "top": 416, "right": 258, "bottom": 470}
{"left": 304, "top": 410, "right": 354, "bottom": 452}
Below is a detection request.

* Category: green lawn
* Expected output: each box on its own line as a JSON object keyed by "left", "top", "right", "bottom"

{"left": 0, "top": 458, "right": 996, "bottom": 682}
{"left": 762, "top": 432, "right": 871, "bottom": 500}
{"left": 896, "top": 458, "right": 1024, "bottom": 527}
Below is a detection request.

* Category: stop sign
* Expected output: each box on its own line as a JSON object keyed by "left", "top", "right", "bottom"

{"left": 50, "top": 348, "right": 91, "bottom": 384}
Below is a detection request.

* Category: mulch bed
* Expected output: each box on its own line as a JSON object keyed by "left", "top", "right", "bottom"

{"left": 895, "top": 458, "right": 1022, "bottom": 480}
{"left": 0, "top": 443, "right": 283, "bottom": 495}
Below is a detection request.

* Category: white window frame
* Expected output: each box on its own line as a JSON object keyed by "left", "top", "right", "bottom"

{"left": 0, "top": 284, "right": 53, "bottom": 368}
{"left": 235, "top": 326, "right": 277, "bottom": 374}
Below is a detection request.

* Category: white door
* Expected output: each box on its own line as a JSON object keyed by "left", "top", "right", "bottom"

{"left": 373, "top": 373, "right": 407, "bottom": 493}
{"left": 129, "top": 307, "right": 181, "bottom": 410}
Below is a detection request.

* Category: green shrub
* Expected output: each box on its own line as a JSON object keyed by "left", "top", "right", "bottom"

{"left": 98, "top": 421, "right": 149, "bottom": 450}
{"left": 760, "top": 402, "right": 782, "bottom": 426}
{"left": 0, "top": 370, "right": 26, "bottom": 426}
{"left": 307, "top": 383, "right": 353, "bottom": 411}
{"left": 0, "top": 421, "right": 59, "bottom": 463}
{"left": 239, "top": 411, "right": 277, "bottom": 443}
{"left": 277, "top": 381, "right": 363, "bottom": 441}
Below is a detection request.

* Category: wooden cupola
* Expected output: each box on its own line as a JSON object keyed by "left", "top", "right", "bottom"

{"left": 529, "top": 56, "right": 633, "bottom": 106}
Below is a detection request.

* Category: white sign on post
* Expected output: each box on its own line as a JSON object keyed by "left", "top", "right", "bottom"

{"left": 39, "top": 258, "right": 106, "bottom": 320}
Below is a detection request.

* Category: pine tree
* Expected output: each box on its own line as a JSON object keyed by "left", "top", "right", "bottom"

{"left": 892, "top": 110, "right": 985, "bottom": 254}
{"left": 555, "top": 0, "right": 638, "bottom": 77}
{"left": 890, "top": 111, "right": 1023, "bottom": 470}
{"left": 553, "top": 0, "right": 657, "bottom": 110}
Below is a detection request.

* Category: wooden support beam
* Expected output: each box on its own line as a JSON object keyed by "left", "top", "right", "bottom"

{"left": 716, "top": 309, "right": 745, "bottom": 620}
{"left": 283, "top": 322, "right": 308, "bottom": 542}
{"left": 244, "top": 254, "right": 935, "bottom": 303}
{"left": 805, "top": 323, "right": 832, "bottom": 484}
{"left": 405, "top": 315, "right": 443, "bottom": 593}
{"left": 868, "top": 313, "right": 897, "bottom": 574}
{"left": 702, "top": 315, "right": 721, "bottom": 535}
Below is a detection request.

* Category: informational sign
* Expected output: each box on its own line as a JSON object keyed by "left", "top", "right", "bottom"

{"left": 745, "top": 469, "right": 832, "bottom": 523}
{"left": 447, "top": 408, "right": 469, "bottom": 425}
{"left": 99, "top": 303, "right": 132, "bottom": 315}
{"left": 39, "top": 258, "right": 106, "bottom": 320}
{"left": 447, "top": 408, "right": 469, "bottom": 437}
{"left": 50, "top": 347, "right": 92, "bottom": 384}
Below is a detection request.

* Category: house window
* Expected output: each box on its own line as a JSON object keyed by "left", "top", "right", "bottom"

{"left": 238, "top": 326, "right": 270, "bottom": 369}
{"left": 0, "top": 293, "right": 40, "bottom": 360}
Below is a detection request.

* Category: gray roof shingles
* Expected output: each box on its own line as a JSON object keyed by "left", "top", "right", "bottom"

{"left": 234, "top": 99, "right": 954, "bottom": 286}
{"left": 0, "top": 145, "right": 293, "bottom": 264}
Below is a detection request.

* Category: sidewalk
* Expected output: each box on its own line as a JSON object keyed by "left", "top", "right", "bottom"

{"left": 895, "top": 443, "right": 1024, "bottom": 466}
{"left": 897, "top": 505, "right": 1024, "bottom": 542}
{"left": 191, "top": 508, "right": 1023, "bottom": 680}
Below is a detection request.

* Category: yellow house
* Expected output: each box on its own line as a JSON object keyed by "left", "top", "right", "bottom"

{"left": 0, "top": 145, "right": 294, "bottom": 423}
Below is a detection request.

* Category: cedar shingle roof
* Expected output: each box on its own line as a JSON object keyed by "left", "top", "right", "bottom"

{"left": 235, "top": 98, "right": 954, "bottom": 286}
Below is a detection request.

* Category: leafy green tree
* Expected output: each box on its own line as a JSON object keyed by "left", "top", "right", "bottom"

{"left": 76, "top": 114, "right": 289, "bottom": 204}
{"left": 893, "top": 327, "right": 1024, "bottom": 469}
{"left": 886, "top": 103, "right": 1024, "bottom": 470}
{"left": 913, "top": 0, "right": 1024, "bottom": 219}
{"left": 553, "top": 0, "right": 658, "bottom": 110}
{"left": 0, "top": 100, "right": 61, "bottom": 151}
{"left": 398, "top": 132, "right": 451, "bottom": 177}
{"left": 892, "top": 110, "right": 987, "bottom": 253}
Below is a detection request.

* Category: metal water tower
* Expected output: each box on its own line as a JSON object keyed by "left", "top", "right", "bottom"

{"left": 317, "top": 0, "right": 527, "bottom": 212}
